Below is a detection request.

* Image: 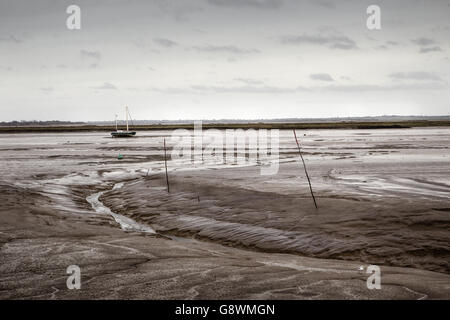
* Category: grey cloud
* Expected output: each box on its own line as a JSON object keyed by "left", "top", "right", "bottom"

{"left": 411, "top": 37, "right": 435, "bottom": 46}
{"left": 190, "top": 85, "right": 304, "bottom": 93}
{"left": 167, "top": 85, "right": 295, "bottom": 94}
{"left": 150, "top": 82, "right": 448, "bottom": 95}
{"left": 148, "top": 87, "right": 193, "bottom": 94}
{"left": 151, "top": 1, "right": 204, "bottom": 22}
{"left": 192, "top": 45, "right": 260, "bottom": 54}
{"left": 420, "top": 46, "right": 443, "bottom": 53}
{"left": 432, "top": 26, "right": 450, "bottom": 32}
{"left": 281, "top": 33, "right": 357, "bottom": 50}
{"left": 171, "top": 4, "right": 204, "bottom": 22}
{"left": 234, "top": 78, "right": 265, "bottom": 85}
{"left": 389, "top": 72, "right": 442, "bottom": 81}
{"left": 92, "top": 82, "right": 118, "bottom": 90}
{"left": 0, "top": 35, "right": 22, "bottom": 43}
{"left": 40, "top": 87, "right": 53, "bottom": 93}
{"left": 319, "top": 83, "right": 442, "bottom": 92}
{"left": 153, "top": 38, "right": 178, "bottom": 47}
{"left": 80, "top": 50, "right": 101, "bottom": 60}
{"left": 376, "top": 41, "right": 401, "bottom": 50}
{"left": 312, "top": 0, "right": 335, "bottom": 8}
{"left": 207, "top": 0, "right": 283, "bottom": 9}
{"left": 146, "top": 84, "right": 304, "bottom": 94}
{"left": 322, "top": 83, "right": 448, "bottom": 92}
{"left": 310, "top": 73, "right": 334, "bottom": 82}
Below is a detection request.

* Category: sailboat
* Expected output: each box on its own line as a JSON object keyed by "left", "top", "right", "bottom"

{"left": 111, "top": 106, "right": 136, "bottom": 138}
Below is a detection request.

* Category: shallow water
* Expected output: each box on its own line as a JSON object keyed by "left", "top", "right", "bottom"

{"left": 86, "top": 183, "right": 155, "bottom": 234}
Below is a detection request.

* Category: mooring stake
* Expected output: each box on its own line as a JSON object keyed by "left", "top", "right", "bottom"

{"left": 163, "top": 138, "right": 170, "bottom": 193}
{"left": 293, "top": 130, "right": 318, "bottom": 209}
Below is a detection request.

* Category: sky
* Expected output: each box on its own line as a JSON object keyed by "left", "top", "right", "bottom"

{"left": 0, "top": 0, "right": 449, "bottom": 121}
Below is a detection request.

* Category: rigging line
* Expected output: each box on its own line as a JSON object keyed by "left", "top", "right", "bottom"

{"left": 127, "top": 108, "right": 135, "bottom": 127}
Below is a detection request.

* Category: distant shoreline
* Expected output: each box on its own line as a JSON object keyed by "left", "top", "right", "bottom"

{"left": 1, "top": 120, "right": 450, "bottom": 133}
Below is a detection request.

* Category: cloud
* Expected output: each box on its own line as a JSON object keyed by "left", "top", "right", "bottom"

{"left": 386, "top": 41, "right": 399, "bottom": 46}
{"left": 153, "top": 38, "right": 178, "bottom": 47}
{"left": 410, "top": 38, "right": 443, "bottom": 54}
{"left": 411, "top": 37, "right": 435, "bottom": 46}
{"left": 0, "top": 35, "right": 22, "bottom": 43}
{"left": 310, "top": 73, "right": 334, "bottom": 82}
{"left": 190, "top": 85, "right": 304, "bottom": 93}
{"left": 149, "top": 82, "right": 448, "bottom": 95}
{"left": 312, "top": 0, "right": 335, "bottom": 8}
{"left": 154, "top": 2, "right": 203, "bottom": 22}
{"left": 91, "top": 82, "right": 118, "bottom": 90}
{"left": 192, "top": 45, "right": 260, "bottom": 54}
{"left": 234, "top": 78, "right": 264, "bottom": 85}
{"left": 172, "top": 4, "right": 203, "bottom": 22}
{"left": 376, "top": 40, "right": 400, "bottom": 50}
{"left": 149, "top": 84, "right": 306, "bottom": 94}
{"left": 207, "top": 0, "right": 283, "bottom": 9}
{"left": 375, "top": 45, "right": 388, "bottom": 50}
{"left": 80, "top": 50, "right": 101, "bottom": 60}
{"left": 148, "top": 86, "right": 194, "bottom": 94}
{"left": 281, "top": 33, "right": 357, "bottom": 50}
{"left": 40, "top": 87, "right": 53, "bottom": 93}
{"left": 420, "top": 46, "right": 443, "bottom": 53}
{"left": 319, "top": 83, "right": 448, "bottom": 92}
{"left": 389, "top": 72, "right": 442, "bottom": 81}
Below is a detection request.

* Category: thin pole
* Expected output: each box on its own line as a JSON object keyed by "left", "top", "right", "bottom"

{"left": 293, "top": 130, "right": 318, "bottom": 209}
{"left": 163, "top": 138, "right": 170, "bottom": 193}
{"left": 115, "top": 114, "right": 118, "bottom": 131}
{"left": 126, "top": 106, "right": 129, "bottom": 131}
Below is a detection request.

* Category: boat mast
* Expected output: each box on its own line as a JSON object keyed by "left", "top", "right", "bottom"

{"left": 115, "top": 114, "right": 118, "bottom": 131}
{"left": 126, "top": 106, "right": 129, "bottom": 131}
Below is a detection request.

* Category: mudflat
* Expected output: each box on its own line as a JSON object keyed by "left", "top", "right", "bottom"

{"left": 0, "top": 128, "right": 449, "bottom": 299}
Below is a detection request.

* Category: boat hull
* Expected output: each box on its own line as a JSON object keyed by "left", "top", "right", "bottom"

{"left": 111, "top": 131, "right": 136, "bottom": 138}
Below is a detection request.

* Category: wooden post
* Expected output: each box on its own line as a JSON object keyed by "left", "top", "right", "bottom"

{"left": 293, "top": 130, "right": 318, "bottom": 209}
{"left": 163, "top": 138, "right": 170, "bottom": 193}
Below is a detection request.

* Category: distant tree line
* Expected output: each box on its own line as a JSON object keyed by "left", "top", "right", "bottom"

{"left": 0, "top": 120, "right": 85, "bottom": 127}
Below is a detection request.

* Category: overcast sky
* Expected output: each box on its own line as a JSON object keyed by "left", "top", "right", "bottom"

{"left": 0, "top": 0, "right": 449, "bottom": 121}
